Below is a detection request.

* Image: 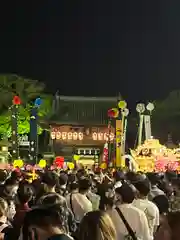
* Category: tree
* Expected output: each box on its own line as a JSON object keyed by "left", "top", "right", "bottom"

{"left": 0, "top": 74, "right": 52, "bottom": 138}
{"left": 153, "top": 90, "right": 180, "bottom": 142}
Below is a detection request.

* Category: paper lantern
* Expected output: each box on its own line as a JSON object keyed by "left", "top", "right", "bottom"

{"left": 34, "top": 97, "right": 42, "bottom": 107}
{"left": 146, "top": 102, "right": 154, "bottom": 112}
{"left": 107, "top": 108, "right": 119, "bottom": 118}
{"left": 136, "top": 103, "right": 145, "bottom": 114}
{"left": 118, "top": 100, "right": 127, "bottom": 110}
{"left": 38, "top": 159, "right": 47, "bottom": 168}
{"left": 54, "top": 156, "right": 64, "bottom": 168}
{"left": 74, "top": 155, "right": 80, "bottom": 161}
{"left": 13, "top": 96, "right": 21, "bottom": 105}
{"left": 67, "top": 162, "right": 74, "bottom": 169}
{"left": 121, "top": 108, "right": 129, "bottom": 117}
{"left": 100, "top": 162, "right": 107, "bottom": 169}
{"left": 13, "top": 159, "right": 24, "bottom": 168}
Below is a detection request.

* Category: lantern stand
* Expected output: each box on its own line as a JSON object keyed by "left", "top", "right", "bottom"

{"left": 29, "top": 98, "right": 42, "bottom": 164}
{"left": 11, "top": 96, "right": 21, "bottom": 160}
{"left": 136, "top": 103, "right": 145, "bottom": 146}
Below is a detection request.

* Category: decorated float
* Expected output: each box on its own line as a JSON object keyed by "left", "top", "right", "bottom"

{"left": 130, "top": 139, "right": 179, "bottom": 172}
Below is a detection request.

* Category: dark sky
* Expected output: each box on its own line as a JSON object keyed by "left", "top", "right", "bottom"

{"left": 0, "top": 0, "right": 180, "bottom": 107}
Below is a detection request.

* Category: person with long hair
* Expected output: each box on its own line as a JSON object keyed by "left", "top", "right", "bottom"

{"left": 78, "top": 210, "right": 116, "bottom": 240}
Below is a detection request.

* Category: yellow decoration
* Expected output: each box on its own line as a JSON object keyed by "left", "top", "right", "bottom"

{"left": 100, "top": 162, "right": 107, "bottom": 169}
{"left": 73, "top": 155, "right": 80, "bottom": 161}
{"left": 13, "top": 159, "right": 24, "bottom": 168}
{"left": 118, "top": 100, "right": 127, "bottom": 110}
{"left": 38, "top": 159, "right": 47, "bottom": 168}
{"left": 67, "top": 162, "right": 74, "bottom": 169}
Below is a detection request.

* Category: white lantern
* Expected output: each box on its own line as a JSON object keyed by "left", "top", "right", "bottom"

{"left": 136, "top": 103, "right": 145, "bottom": 114}
{"left": 121, "top": 108, "right": 129, "bottom": 117}
{"left": 146, "top": 102, "right": 154, "bottom": 112}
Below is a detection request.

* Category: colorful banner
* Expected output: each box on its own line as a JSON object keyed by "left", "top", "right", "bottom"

{"left": 144, "top": 115, "right": 151, "bottom": 140}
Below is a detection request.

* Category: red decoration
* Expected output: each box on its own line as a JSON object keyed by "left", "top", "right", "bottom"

{"left": 54, "top": 156, "right": 64, "bottom": 168}
{"left": 107, "top": 109, "right": 115, "bottom": 118}
{"left": 13, "top": 96, "right": 21, "bottom": 105}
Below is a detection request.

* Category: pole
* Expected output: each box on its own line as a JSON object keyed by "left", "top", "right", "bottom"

{"left": 29, "top": 107, "right": 38, "bottom": 164}
{"left": 122, "top": 118, "right": 127, "bottom": 155}
{"left": 11, "top": 105, "right": 19, "bottom": 159}
{"left": 138, "top": 114, "right": 144, "bottom": 146}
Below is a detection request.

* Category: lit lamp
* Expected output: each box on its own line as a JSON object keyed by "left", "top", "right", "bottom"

{"left": 11, "top": 95, "right": 21, "bottom": 159}
{"left": 29, "top": 97, "right": 42, "bottom": 163}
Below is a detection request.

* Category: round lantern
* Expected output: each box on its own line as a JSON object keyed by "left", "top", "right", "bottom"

{"left": 107, "top": 108, "right": 119, "bottom": 118}
{"left": 121, "top": 108, "right": 129, "bottom": 117}
{"left": 13, "top": 159, "right": 24, "bottom": 168}
{"left": 67, "top": 162, "right": 74, "bottom": 169}
{"left": 34, "top": 97, "right": 42, "bottom": 107}
{"left": 54, "top": 156, "right": 64, "bottom": 168}
{"left": 118, "top": 100, "right": 127, "bottom": 110}
{"left": 146, "top": 102, "right": 155, "bottom": 112}
{"left": 38, "top": 159, "right": 47, "bottom": 168}
{"left": 136, "top": 103, "right": 145, "bottom": 114}
{"left": 13, "top": 96, "right": 21, "bottom": 105}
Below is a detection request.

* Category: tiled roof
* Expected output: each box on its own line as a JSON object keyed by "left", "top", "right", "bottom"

{"left": 50, "top": 95, "right": 119, "bottom": 125}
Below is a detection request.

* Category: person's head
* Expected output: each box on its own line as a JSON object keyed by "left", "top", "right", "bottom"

{"left": 4, "top": 177, "right": 19, "bottom": 197}
{"left": 39, "top": 193, "right": 66, "bottom": 208}
{"left": 115, "top": 183, "right": 135, "bottom": 204}
{"left": 79, "top": 211, "right": 116, "bottom": 240}
{"left": 0, "top": 170, "right": 7, "bottom": 183}
{"left": 79, "top": 178, "right": 91, "bottom": 194}
{"left": 22, "top": 206, "right": 66, "bottom": 240}
{"left": 0, "top": 198, "right": 8, "bottom": 219}
{"left": 153, "top": 195, "right": 169, "bottom": 214}
{"left": 69, "top": 181, "right": 79, "bottom": 192}
{"left": 58, "top": 173, "right": 68, "bottom": 186}
{"left": 42, "top": 171, "right": 58, "bottom": 191}
{"left": 17, "top": 185, "right": 33, "bottom": 205}
{"left": 147, "top": 172, "right": 159, "bottom": 186}
{"left": 133, "top": 179, "right": 150, "bottom": 198}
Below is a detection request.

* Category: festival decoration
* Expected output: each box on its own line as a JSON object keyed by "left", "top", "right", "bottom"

{"left": 100, "top": 162, "right": 107, "bottom": 169}
{"left": 146, "top": 102, "right": 154, "bottom": 112}
{"left": 136, "top": 103, "right": 145, "bottom": 114}
{"left": 73, "top": 155, "right": 80, "bottom": 161}
{"left": 118, "top": 100, "right": 127, "bottom": 110}
{"left": 38, "top": 159, "right": 47, "bottom": 168}
{"left": 107, "top": 108, "right": 119, "bottom": 118}
{"left": 54, "top": 156, "right": 64, "bottom": 168}
{"left": 13, "top": 159, "right": 24, "bottom": 168}
{"left": 12, "top": 96, "right": 21, "bottom": 105}
{"left": 67, "top": 162, "right": 74, "bottom": 169}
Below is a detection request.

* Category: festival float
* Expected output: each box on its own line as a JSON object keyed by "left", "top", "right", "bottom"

{"left": 130, "top": 139, "right": 179, "bottom": 172}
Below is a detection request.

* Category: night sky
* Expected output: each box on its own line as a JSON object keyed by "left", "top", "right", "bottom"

{"left": 0, "top": 1, "right": 180, "bottom": 108}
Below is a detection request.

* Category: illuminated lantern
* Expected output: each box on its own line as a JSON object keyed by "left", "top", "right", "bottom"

{"left": 34, "top": 98, "right": 42, "bottom": 107}
{"left": 92, "top": 132, "right": 98, "bottom": 140}
{"left": 13, "top": 96, "right": 21, "bottom": 105}
{"left": 54, "top": 156, "right": 64, "bottom": 168}
{"left": 13, "top": 159, "right": 24, "bottom": 168}
{"left": 74, "top": 155, "right": 80, "bottom": 161}
{"left": 79, "top": 132, "right": 83, "bottom": 140}
{"left": 68, "top": 132, "right": 73, "bottom": 140}
{"left": 62, "top": 132, "right": 67, "bottom": 140}
{"left": 107, "top": 108, "right": 119, "bottom": 118}
{"left": 100, "top": 162, "right": 107, "bottom": 169}
{"left": 56, "top": 132, "right": 61, "bottom": 139}
{"left": 38, "top": 159, "right": 47, "bottom": 168}
{"left": 98, "top": 132, "right": 103, "bottom": 140}
{"left": 67, "top": 162, "right": 74, "bottom": 169}
{"left": 51, "top": 131, "right": 56, "bottom": 140}
{"left": 118, "top": 100, "right": 127, "bottom": 110}
{"left": 73, "top": 132, "right": 78, "bottom": 140}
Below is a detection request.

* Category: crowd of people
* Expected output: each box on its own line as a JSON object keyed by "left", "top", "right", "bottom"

{"left": 0, "top": 167, "right": 179, "bottom": 240}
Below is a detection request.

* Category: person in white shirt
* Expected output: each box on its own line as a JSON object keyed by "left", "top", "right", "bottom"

{"left": 133, "top": 178, "right": 160, "bottom": 238}
{"left": 66, "top": 179, "right": 92, "bottom": 223}
{"left": 108, "top": 183, "right": 151, "bottom": 240}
